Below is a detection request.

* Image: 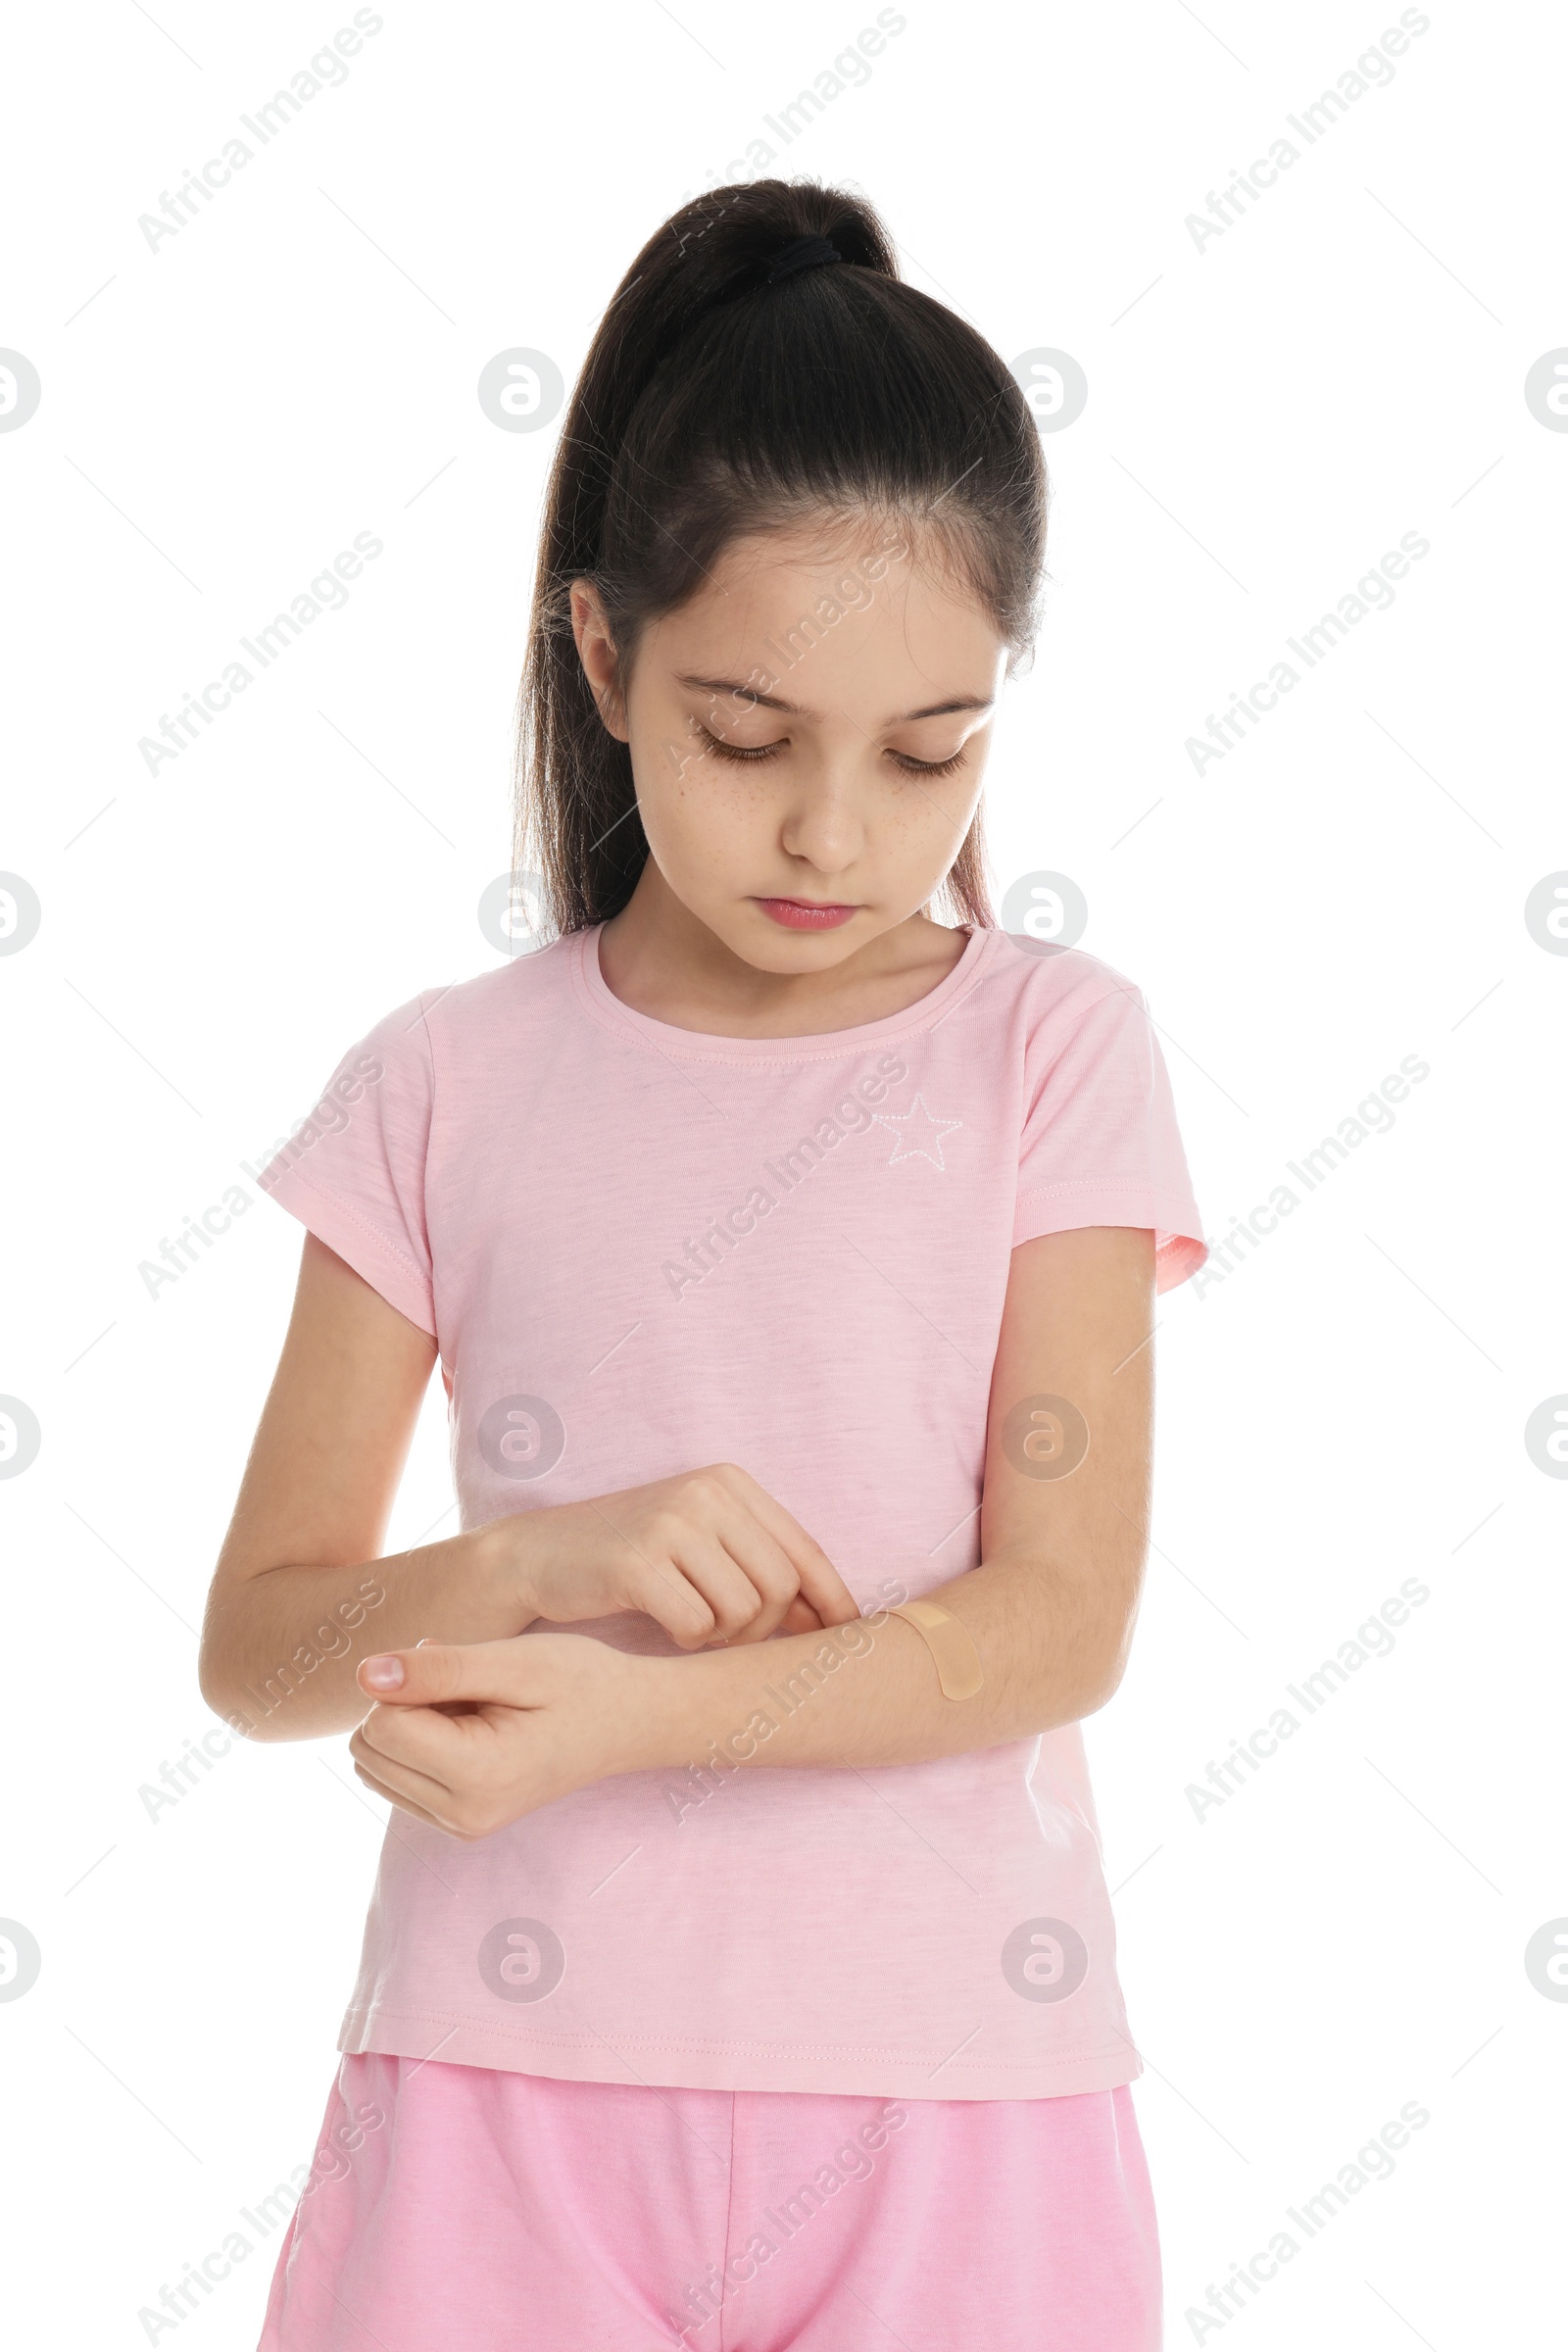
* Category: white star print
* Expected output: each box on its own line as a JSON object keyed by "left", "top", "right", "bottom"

{"left": 871, "top": 1094, "right": 963, "bottom": 1172}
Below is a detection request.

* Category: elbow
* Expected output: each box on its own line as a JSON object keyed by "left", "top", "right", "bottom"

{"left": 197, "top": 1609, "right": 266, "bottom": 1742}
{"left": 197, "top": 1653, "right": 259, "bottom": 1742}
{"left": 196, "top": 1629, "right": 228, "bottom": 1725}
{"left": 1053, "top": 1628, "right": 1134, "bottom": 1729}
{"left": 1072, "top": 1661, "right": 1126, "bottom": 1723}
{"left": 991, "top": 1549, "right": 1144, "bottom": 1731}
{"left": 198, "top": 1631, "right": 351, "bottom": 1745}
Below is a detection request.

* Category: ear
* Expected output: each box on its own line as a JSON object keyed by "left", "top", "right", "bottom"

{"left": 568, "top": 579, "right": 630, "bottom": 743}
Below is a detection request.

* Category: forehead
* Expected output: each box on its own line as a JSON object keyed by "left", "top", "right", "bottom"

{"left": 648, "top": 519, "right": 1005, "bottom": 701}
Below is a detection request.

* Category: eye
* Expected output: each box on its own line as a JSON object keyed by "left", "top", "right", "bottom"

{"left": 889, "top": 747, "right": 968, "bottom": 777}
{"left": 695, "top": 724, "right": 787, "bottom": 765}
{"left": 693, "top": 726, "right": 969, "bottom": 778}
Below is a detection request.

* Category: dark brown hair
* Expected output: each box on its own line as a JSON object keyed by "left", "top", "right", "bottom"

{"left": 514, "top": 177, "right": 1048, "bottom": 938}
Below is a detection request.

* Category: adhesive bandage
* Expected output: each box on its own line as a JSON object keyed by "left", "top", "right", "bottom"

{"left": 888, "top": 1600, "right": 984, "bottom": 1700}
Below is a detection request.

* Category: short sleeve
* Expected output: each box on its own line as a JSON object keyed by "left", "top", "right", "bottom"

{"left": 1013, "top": 974, "right": 1207, "bottom": 1294}
{"left": 256, "top": 993, "right": 438, "bottom": 1336}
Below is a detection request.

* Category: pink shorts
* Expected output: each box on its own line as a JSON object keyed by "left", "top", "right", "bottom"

{"left": 258, "top": 2054, "right": 1161, "bottom": 2351}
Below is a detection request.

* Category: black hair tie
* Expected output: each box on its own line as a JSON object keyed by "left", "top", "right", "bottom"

{"left": 764, "top": 234, "right": 844, "bottom": 285}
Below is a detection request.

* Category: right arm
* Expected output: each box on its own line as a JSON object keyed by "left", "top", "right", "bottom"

{"left": 199, "top": 1234, "right": 857, "bottom": 1742}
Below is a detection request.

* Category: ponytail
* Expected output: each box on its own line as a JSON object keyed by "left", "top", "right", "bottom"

{"left": 515, "top": 177, "right": 1047, "bottom": 938}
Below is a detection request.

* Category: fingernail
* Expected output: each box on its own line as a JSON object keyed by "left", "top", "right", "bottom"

{"left": 362, "top": 1654, "right": 405, "bottom": 1690}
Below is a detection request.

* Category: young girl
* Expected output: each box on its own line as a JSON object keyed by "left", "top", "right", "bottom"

{"left": 201, "top": 178, "right": 1204, "bottom": 2352}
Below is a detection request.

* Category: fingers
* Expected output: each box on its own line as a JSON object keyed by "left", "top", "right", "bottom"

{"left": 357, "top": 1637, "right": 547, "bottom": 1710}
{"left": 610, "top": 1547, "right": 719, "bottom": 1650}
{"left": 600, "top": 1497, "right": 778, "bottom": 1648}
{"left": 613, "top": 1467, "right": 858, "bottom": 1645}
{"left": 666, "top": 1538, "right": 786, "bottom": 1646}
{"left": 354, "top": 1703, "right": 470, "bottom": 1783}
{"left": 710, "top": 1465, "right": 861, "bottom": 1628}
{"left": 355, "top": 1768, "right": 442, "bottom": 1829}
{"left": 354, "top": 1700, "right": 525, "bottom": 1838}
{"left": 349, "top": 1720, "right": 464, "bottom": 1827}
{"left": 580, "top": 1498, "right": 717, "bottom": 1646}
{"left": 705, "top": 1525, "right": 811, "bottom": 1644}
{"left": 352, "top": 1701, "right": 544, "bottom": 1842}
{"left": 351, "top": 1754, "right": 452, "bottom": 1833}
{"left": 521, "top": 1464, "right": 858, "bottom": 1650}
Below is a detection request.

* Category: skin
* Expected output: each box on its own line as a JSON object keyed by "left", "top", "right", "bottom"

{"left": 199, "top": 516, "right": 1157, "bottom": 1840}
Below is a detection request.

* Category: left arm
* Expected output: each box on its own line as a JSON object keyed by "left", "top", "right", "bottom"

{"left": 351, "top": 1227, "right": 1155, "bottom": 1833}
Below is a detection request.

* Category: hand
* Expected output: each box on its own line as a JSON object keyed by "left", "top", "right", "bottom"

{"left": 500, "top": 1463, "right": 859, "bottom": 1651}
{"left": 349, "top": 1633, "right": 653, "bottom": 1838}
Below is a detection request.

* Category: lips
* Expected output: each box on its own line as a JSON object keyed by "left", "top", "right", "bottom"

{"left": 755, "top": 898, "right": 859, "bottom": 931}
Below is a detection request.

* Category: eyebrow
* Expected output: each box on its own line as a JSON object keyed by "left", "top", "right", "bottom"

{"left": 675, "top": 674, "right": 995, "bottom": 726}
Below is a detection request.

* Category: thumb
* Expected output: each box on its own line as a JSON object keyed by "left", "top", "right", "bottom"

{"left": 357, "top": 1637, "right": 543, "bottom": 1708}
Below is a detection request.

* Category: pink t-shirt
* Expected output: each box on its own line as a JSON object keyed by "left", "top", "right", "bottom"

{"left": 259, "top": 921, "right": 1204, "bottom": 2101}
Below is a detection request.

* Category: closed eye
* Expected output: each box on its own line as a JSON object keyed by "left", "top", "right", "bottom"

{"left": 696, "top": 727, "right": 785, "bottom": 765}
{"left": 892, "top": 746, "right": 967, "bottom": 777}
{"left": 694, "top": 726, "right": 968, "bottom": 778}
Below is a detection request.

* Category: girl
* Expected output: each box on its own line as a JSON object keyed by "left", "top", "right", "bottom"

{"left": 201, "top": 178, "right": 1205, "bottom": 2351}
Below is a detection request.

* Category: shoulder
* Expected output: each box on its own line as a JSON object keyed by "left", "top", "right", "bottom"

{"left": 969, "top": 929, "right": 1152, "bottom": 1033}
{"left": 260, "top": 943, "right": 579, "bottom": 1205}
{"left": 366, "top": 935, "right": 579, "bottom": 1071}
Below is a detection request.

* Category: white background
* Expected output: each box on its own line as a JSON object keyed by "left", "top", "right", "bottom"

{"left": 2, "top": 1, "right": 1564, "bottom": 2344}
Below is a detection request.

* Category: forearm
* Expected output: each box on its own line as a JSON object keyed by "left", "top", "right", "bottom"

{"left": 200, "top": 1522, "right": 523, "bottom": 1742}
{"left": 630, "top": 1547, "right": 1133, "bottom": 1779}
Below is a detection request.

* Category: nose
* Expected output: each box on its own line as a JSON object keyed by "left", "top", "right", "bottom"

{"left": 777, "top": 761, "right": 866, "bottom": 878}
